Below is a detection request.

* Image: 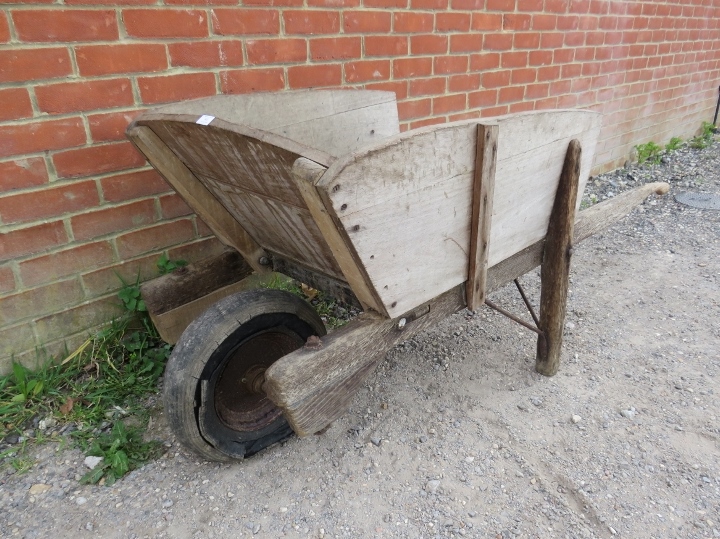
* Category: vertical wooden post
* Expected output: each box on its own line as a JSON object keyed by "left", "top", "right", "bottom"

{"left": 536, "top": 139, "right": 581, "bottom": 376}
{"left": 466, "top": 123, "right": 498, "bottom": 311}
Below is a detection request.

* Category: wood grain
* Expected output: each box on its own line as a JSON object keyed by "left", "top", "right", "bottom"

{"left": 127, "top": 125, "right": 269, "bottom": 273}
{"left": 535, "top": 139, "right": 581, "bottom": 376}
{"left": 466, "top": 123, "right": 498, "bottom": 311}
{"left": 318, "top": 110, "right": 601, "bottom": 318}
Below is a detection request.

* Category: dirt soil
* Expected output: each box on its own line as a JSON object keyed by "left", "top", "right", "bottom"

{"left": 1, "top": 140, "right": 719, "bottom": 539}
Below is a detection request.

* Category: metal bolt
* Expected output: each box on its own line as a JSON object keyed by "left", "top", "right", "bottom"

{"left": 258, "top": 256, "right": 270, "bottom": 266}
{"left": 397, "top": 318, "right": 406, "bottom": 330}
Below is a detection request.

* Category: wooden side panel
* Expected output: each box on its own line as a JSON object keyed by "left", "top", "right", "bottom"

{"left": 134, "top": 118, "right": 345, "bottom": 280}
{"left": 150, "top": 90, "right": 400, "bottom": 158}
{"left": 318, "top": 110, "right": 601, "bottom": 318}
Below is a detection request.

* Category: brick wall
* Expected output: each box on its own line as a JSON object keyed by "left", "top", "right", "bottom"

{"left": 1, "top": 0, "right": 719, "bottom": 371}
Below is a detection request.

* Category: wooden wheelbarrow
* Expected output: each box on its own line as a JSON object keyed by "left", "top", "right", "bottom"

{"left": 127, "top": 90, "right": 668, "bottom": 460}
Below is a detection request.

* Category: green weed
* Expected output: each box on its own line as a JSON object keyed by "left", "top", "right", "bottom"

{"left": 157, "top": 253, "right": 188, "bottom": 275}
{"left": 690, "top": 121, "right": 717, "bottom": 150}
{"left": 635, "top": 141, "right": 663, "bottom": 164}
{"left": 665, "top": 137, "right": 683, "bottom": 152}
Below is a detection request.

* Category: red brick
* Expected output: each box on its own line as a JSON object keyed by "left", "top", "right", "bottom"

{"left": 0, "top": 265, "right": 15, "bottom": 295}
{"left": 470, "top": 53, "right": 500, "bottom": 70}
{"left": 159, "top": 193, "right": 192, "bottom": 219}
{"left": 549, "top": 79, "right": 571, "bottom": 94}
{"left": 0, "top": 221, "right": 68, "bottom": 262}
{"left": 529, "top": 49, "right": 553, "bottom": 65}
{"left": 557, "top": 15, "right": 579, "bottom": 31}
{"left": 480, "top": 105, "right": 509, "bottom": 116}
{"left": 364, "top": 0, "right": 407, "bottom": 6}
{"left": 545, "top": 0, "right": 569, "bottom": 13}
{"left": 365, "top": 80, "right": 408, "bottom": 99}
{"left": 472, "top": 13, "right": 502, "bottom": 31}
{"left": 220, "top": 68, "right": 285, "bottom": 93}
{"left": 65, "top": 0, "right": 155, "bottom": 4}
{"left": 433, "top": 94, "right": 465, "bottom": 114}
{"left": 76, "top": 44, "right": 167, "bottom": 76}
{"left": 514, "top": 32, "right": 541, "bottom": 49}
{"left": 13, "top": 9, "right": 117, "bottom": 42}
{"left": 0, "top": 11, "right": 8, "bottom": 42}
{"left": 343, "top": 10, "right": 391, "bottom": 33}
{"left": 88, "top": 110, "right": 144, "bottom": 143}
{"left": 18, "top": 242, "right": 116, "bottom": 288}
{"left": 554, "top": 48, "right": 575, "bottom": 63}
{"left": 411, "top": 35, "right": 448, "bottom": 55}
{"left": 284, "top": 11, "right": 340, "bottom": 34}
{"left": 561, "top": 63, "right": 582, "bottom": 78}
{"left": 483, "top": 33, "right": 513, "bottom": 51}
{"left": 409, "top": 77, "right": 446, "bottom": 96}
{"left": 0, "top": 279, "right": 84, "bottom": 326}
{"left": 411, "top": 0, "right": 446, "bottom": 8}
{"left": 138, "top": 73, "right": 217, "bottom": 104}
{"left": 0, "top": 180, "right": 99, "bottom": 224}
{"left": 410, "top": 117, "right": 445, "bottom": 129}
{"left": 511, "top": 68, "right": 537, "bottom": 84}
{"left": 308, "top": 0, "right": 358, "bottom": 5}
{"left": 71, "top": 199, "right": 156, "bottom": 241}
{"left": 344, "top": 60, "right": 390, "bottom": 83}
{"left": 0, "top": 48, "right": 72, "bottom": 83}
{"left": 123, "top": 9, "right": 208, "bottom": 38}
{"left": 212, "top": 9, "right": 279, "bottom": 35}
{"left": 288, "top": 64, "right": 342, "bottom": 88}
{"left": 245, "top": 38, "right": 305, "bottom": 65}
{"left": 310, "top": 37, "right": 361, "bottom": 61}
{"left": 468, "top": 89, "right": 498, "bottom": 108}
{"left": 525, "top": 82, "right": 549, "bottom": 98}
{"left": 365, "top": 35, "right": 408, "bottom": 56}
{"left": 532, "top": 14, "right": 557, "bottom": 30}
{"left": 241, "top": 0, "right": 302, "bottom": 5}
{"left": 0, "top": 88, "right": 32, "bottom": 121}
{"left": 450, "top": 34, "right": 483, "bottom": 53}
{"left": 498, "top": 86, "right": 525, "bottom": 103}
{"left": 436, "top": 13, "right": 471, "bottom": 32}
{"left": 101, "top": 169, "right": 170, "bottom": 202}
{"left": 434, "top": 55, "right": 468, "bottom": 74}
{"left": 503, "top": 14, "right": 531, "bottom": 31}
{"left": 397, "top": 98, "right": 431, "bottom": 120}
{"left": 393, "top": 57, "right": 432, "bottom": 78}
{"left": 169, "top": 41, "right": 243, "bottom": 68}
{"left": 116, "top": 219, "right": 195, "bottom": 259}
{"left": 486, "top": 0, "right": 514, "bottom": 10}
{"left": 482, "top": 70, "right": 511, "bottom": 88}
{"left": 53, "top": 142, "right": 145, "bottom": 179}
{"left": 0, "top": 158, "right": 48, "bottom": 193}
{"left": 448, "top": 111, "right": 480, "bottom": 122}
{"left": 393, "top": 12, "right": 433, "bottom": 33}
{"left": 0, "top": 118, "right": 86, "bottom": 159}
{"left": 509, "top": 101, "right": 534, "bottom": 113}
{"left": 500, "top": 51, "right": 527, "bottom": 69}
{"left": 452, "top": 0, "right": 483, "bottom": 8}
{"left": 518, "top": 0, "right": 543, "bottom": 9}
{"left": 449, "top": 73, "right": 480, "bottom": 92}
{"left": 35, "top": 79, "right": 133, "bottom": 114}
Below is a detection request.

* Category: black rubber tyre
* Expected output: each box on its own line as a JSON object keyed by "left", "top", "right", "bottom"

{"left": 163, "top": 289, "right": 326, "bottom": 461}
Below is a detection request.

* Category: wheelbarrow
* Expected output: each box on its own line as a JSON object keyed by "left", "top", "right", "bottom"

{"left": 126, "top": 90, "right": 669, "bottom": 461}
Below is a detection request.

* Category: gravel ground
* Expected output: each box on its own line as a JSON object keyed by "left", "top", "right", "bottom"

{"left": 1, "top": 138, "right": 718, "bottom": 539}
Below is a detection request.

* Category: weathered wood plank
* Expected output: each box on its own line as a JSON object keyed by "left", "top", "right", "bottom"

{"left": 127, "top": 125, "right": 269, "bottom": 273}
{"left": 466, "top": 123, "right": 498, "bottom": 311}
{"left": 263, "top": 286, "right": 465, "bottom": 436}
{"left": 150, "top": 90, "right": 399, "bottom": 158}
{"left": 265, "top": 180, "right": 669, "bottom": 436}
{"left": 318, "top": 110, "right": 601, "bottom": 318}
{"left": 292, "top": 158, "right": 387, "bottom": 315}
{"left": 535, "top": 140, "right": 581, "bottom": 376}
{"left": 141, "top": 250, "right": 253, "bottom": 316}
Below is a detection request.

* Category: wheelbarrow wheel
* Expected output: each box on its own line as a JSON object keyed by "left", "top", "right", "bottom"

{"left": 163, "top": 289, "right": 326, "bottom": 461}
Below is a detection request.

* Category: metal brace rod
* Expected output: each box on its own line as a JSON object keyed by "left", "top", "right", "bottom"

{"left": 484, "top": 299, "right": 544, "bottom": 337}
{"left": 514, "top": 278, "right": 540, "bottom": 327}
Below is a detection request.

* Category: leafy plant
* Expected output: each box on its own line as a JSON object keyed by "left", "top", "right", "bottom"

{"left": 118, "top": 281, "right": 146, "bottom": 314}
{"left": 157, "top": 253, "right": 188, "bottom": 275}
{"left": 665, "top": 137, "right": 683, "bottom": 152}
{"left": 690, "top": 121, "right": 717, "bottom": 149}
{"left": 80, "top": 422, "right": 163, "bottom": 486}
{"left": 635, "top": 141, "right": 663, "bottom": 164}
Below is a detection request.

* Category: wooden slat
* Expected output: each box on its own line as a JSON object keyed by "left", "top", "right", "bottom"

{"left": 265, "top": 180, "right": 670, "bottom": 436}
{"left": 466, "top": 123, "right": 498, "bottom": 311}
{"left": 318, "top": 110, "right": 602, "bottom": 318}
{"left": 535, "top": 139, "right": 581, "bottom": 376}
{"left": 292, "top": 158, "right": 387, "bottom": 315}
{"left": 150, "top": 90, "right": 400, "bottom": 158}
{"left": 127, "top": 125, "right": 269, "bottom": 274}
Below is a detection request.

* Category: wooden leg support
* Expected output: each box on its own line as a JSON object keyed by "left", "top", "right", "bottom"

{"left": 536, "top": 139, "right": 581, "bottom": 376}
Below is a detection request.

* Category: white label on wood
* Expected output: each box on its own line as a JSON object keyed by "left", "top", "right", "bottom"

{"left": 196, "top": 115, "right": 215, "bottom": 125}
